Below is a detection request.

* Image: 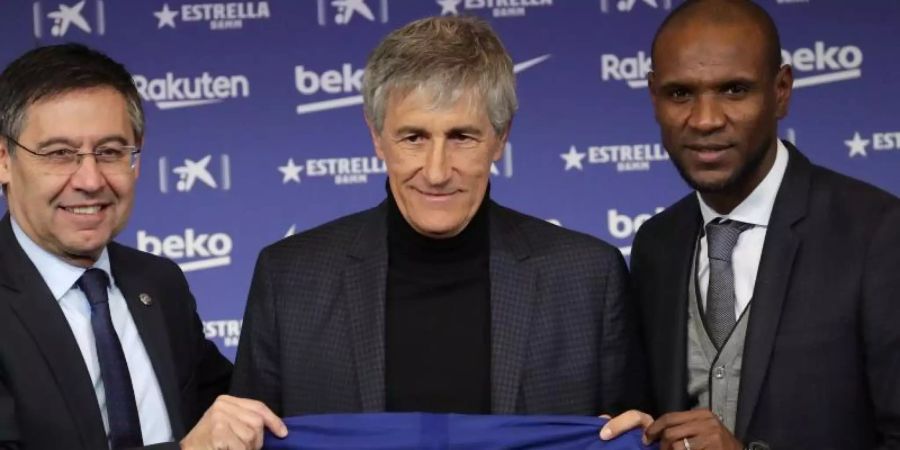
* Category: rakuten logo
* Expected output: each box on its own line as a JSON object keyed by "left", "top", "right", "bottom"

{"left": 137, "top": 229, "right": 233, "bottom": 272}
{"left": 133, "top": 72, "right": 250, "bottom": 109}
{"left": 600, "top": 51, "right": 651, "bottom": 89}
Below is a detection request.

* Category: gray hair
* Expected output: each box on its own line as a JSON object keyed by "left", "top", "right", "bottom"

{"left": 362, "top": 16, "right": 517, "bottom": 135}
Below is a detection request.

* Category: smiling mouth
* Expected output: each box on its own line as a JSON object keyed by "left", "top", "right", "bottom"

{"left": 61, "top": 205, "right": 107, "bottom": 215}
{"left": 415, "top": 188, "right": 459, "bottom": 197}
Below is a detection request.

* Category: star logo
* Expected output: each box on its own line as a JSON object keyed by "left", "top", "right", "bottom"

{"left": 437, "top": 0, "right": 461, "bottom": 16}
{"left": 845, "top": 132, "right": 869, "bottom": 158}
{"left": 154, "top": 3, "right": 179, "bottom": 29}
{"left": 561, "top": 146, "right": 587, "bottom": 171}
{"left": 278, "top": 158, "right": 304, "bottom": 183}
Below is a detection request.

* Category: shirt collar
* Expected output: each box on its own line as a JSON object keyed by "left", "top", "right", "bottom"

{"left": 698, "top": 139, "right": 789, "bottom": 227}
{"left": 11, "top": 217, "right": 114, "bottom": 301}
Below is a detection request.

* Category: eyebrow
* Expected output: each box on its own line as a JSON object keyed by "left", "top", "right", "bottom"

{"left": 658, "top": 74, "right": 759, "bottom": 88}
{"left": 394, "top": 126, "right": 428, "bottom": 136}
{"left": 446, "top": 126, "right": 485, "bottom": 137}
{"left": 36, "top": 135, "right": 131, "bottom": 149}
{"left": 392, "top": 126, "right": 486, "bottom": 137}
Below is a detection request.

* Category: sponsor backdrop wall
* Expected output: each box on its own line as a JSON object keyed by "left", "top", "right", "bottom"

{"left": 2, "top": 0, "right": 898, "bottom": 359}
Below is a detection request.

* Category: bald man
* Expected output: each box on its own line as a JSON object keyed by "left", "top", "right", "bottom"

{"left": 600, "top": 1, "right": 900, "bottom": 449}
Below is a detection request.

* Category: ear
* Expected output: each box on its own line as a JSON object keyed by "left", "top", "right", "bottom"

{"left": 0, "top": 139, "right": 11, "bottom": 186}
{"left": 493, "top": 120, "right": 512, "bottom": 162}
{"left": 132, "top": 138, "right": 143, "bottom": 180}
{"left": 365, "top": 115, "right": 385, "bottom": 161}
{"left": 774, "top": 64, "right": 793, "bottom": 120}
{"left": 647, "top": 71, "right": 659, "bottom": 110}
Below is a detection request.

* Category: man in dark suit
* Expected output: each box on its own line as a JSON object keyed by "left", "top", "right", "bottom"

{"left": 0, "top": 44, "right": 285, "bottom": 449}
{"left": 600, "top": 1, "right": 900, "bottom": 449}
{"left": 231, "top": 16, "right": 641, "bottom": 417}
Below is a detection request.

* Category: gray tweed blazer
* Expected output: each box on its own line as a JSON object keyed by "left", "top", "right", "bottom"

{"left": 231, "top": 200, "right": 643, "bottom": 416}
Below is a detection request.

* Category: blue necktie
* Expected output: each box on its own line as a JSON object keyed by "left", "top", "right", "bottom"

{"left": 705, "top": 219, "right": 752, "bottom": 349}
{"left": 78, "top": 268, "right": 143, "bottom": 449}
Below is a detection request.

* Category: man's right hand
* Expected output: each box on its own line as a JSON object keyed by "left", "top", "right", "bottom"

{"left": 180, "top": 395, "right": 287, "bottom": 450}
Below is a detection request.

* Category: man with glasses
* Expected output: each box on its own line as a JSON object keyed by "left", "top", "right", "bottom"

{"left": 0, "top": 44, "right": 286, "bottom": 449}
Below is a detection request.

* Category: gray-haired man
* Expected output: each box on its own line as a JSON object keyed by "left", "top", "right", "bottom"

{"left": 232, "top": 16, "right": 643, "bottom": 417}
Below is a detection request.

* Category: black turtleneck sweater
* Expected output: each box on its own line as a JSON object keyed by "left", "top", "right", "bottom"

{"left": 384, "top": 189, "right": 491, "bottom": 414}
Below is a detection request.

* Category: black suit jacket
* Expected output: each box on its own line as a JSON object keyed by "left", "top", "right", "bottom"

{"left": 631, "top": 143, "right": 900, "bottom": 449}
{"left": 0, "top": 214, "right": 232, "bottom": 450}
{"left": 231, "top": 200, "right": 642, "bottom": 416}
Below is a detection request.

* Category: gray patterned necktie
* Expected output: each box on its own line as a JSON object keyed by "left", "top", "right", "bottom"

{"left": 705, "top": 219, "right": 752, "bottom": 349}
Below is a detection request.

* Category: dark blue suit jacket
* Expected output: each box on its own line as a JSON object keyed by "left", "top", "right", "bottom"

{"left": 0, "top": 214, "right": 232, "bottom": 450}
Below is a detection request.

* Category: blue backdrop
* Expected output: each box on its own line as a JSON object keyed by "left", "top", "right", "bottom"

{"left": 2, "top": 0, "right": 898, "bottom": 359}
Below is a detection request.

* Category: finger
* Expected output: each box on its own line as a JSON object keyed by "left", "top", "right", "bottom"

{"left": 215, "top": 395, "right": 287, "bottom": 439}
{"left": 673, "top": 437, "right": 692, "bottom": 450}
{"left": 231, "top": 408, "right": 267, "bottom": 449}
{"left": 229, "top": 397, "right": 288, "bottom": 438}
{"left": 599, "top": 410, "right": 654, "bottom": 441}
{"left": 210, "top": 420, "right": 244, "bottom": 450}
{"left": 659, "top": 420, "right": 714, "bottom": 450}
{"left": 226, "top": 418, "right": 258, "bottom": 449}
{"left": 200, "top": 398, "right": 266, "bottom": 447}
{"left": 645, "top": 410, "right": 713, "bottom": 441}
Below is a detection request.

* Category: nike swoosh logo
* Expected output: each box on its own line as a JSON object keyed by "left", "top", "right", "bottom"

{"left": 296, "top": 54, "right": 553, "bottom": 115}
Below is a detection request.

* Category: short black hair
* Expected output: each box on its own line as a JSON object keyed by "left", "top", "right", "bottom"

{"left": 0, "top": 43, "right": 144, "bottom": 150}
{"left": 651, "top": 0, "right": 783, "bottom": 75}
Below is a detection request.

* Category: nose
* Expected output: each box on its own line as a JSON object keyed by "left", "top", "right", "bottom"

{"left": 68, "top": 155, "right": 107, "bottom": 193}
{"left": 422, "top": 139, "right": 452, "bottom": 186}
{"left": 687, "top": 94, "right": 726, "bottom": 134}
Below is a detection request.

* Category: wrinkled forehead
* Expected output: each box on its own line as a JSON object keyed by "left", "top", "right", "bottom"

{"left": 19, "top": 87, "right": 135, "bottom": 142}
{"left": 385, "top": 81, "right": 487, "bottom": 117}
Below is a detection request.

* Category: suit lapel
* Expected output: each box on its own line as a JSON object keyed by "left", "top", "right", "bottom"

{"left": 488, "top": 204, "right": 535, "bottom": 413}
{"left": 0, "top": 215, "right": 108, "bottom": 449}
{"left": 655, "top": 198, "right": 701, "bottom": 412}
{"left": 108, "top": 243, "right": 186, "bottom": 438}
{"left": 735, "top": 143, "right": 810, "bottom": 438}
{"left": 344, "top": 205, "right": 388, "bottom": 411}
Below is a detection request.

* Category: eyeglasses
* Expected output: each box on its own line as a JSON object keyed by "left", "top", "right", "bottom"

{"left": 2, "top": 134, "right": 141, "bottom": 176}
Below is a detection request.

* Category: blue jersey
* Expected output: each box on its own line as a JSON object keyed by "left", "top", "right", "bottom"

{"left": 264, "top": 413, "right": 656, "bottom": 449}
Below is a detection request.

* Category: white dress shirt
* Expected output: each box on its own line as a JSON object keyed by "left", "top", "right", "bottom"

{"left": 12, "top": 219, "right": 173, "bottom": 447}
{"left": 696, "top": 140, "right": 789, "bottom": 318}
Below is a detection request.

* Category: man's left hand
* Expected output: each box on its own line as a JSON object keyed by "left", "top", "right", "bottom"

{"left": 644, "top": 409, "right": 742, "bottom": 450}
